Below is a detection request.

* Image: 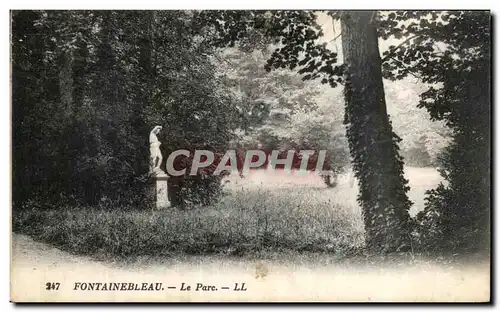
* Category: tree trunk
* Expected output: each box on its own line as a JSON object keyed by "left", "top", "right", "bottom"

{"left": 58, "top": 51, "right": 74, "bottom": 117}
{"left": 134, "top": 11, "right": 164, "bottom": 209}
{"left": 341, "top": 11, "right": 412, "bottom": 252}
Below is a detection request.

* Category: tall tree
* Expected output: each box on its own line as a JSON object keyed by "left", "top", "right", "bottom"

{"left": 341, "top": 11, "right": 411, "bottom": 252}
{"left": 195, "top": 10, "right": 416, "bottom": 251}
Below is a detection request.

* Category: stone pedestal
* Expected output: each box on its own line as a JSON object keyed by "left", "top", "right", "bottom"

{"left": 152, "top": 168, "right": 171, "bottom": 209}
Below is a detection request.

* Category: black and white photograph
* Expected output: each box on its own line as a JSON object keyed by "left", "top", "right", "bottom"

{"left": 9, "top": 9, "right": 491, "bottom": 302}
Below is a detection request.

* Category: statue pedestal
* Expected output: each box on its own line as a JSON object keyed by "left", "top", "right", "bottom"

{"left": 152, "top": 168, "right": 170, "bottom": 209}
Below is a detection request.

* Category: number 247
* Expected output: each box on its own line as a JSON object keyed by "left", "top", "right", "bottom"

{"left": 45, "top": 282, "right": 60, "bottom": 290}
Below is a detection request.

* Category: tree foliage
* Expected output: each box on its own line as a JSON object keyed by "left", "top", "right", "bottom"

{"left": 12, "top": 9, "right": 489, "bottom": 254}
{"left": 12, "top": 10, "right": 239, "bottom": 208}
{"left": 383, "top": 79, "right": 451, "bottom": 166}
{"left": 215, "top": 46, "right": 349, "bottom": 170}
{"left": 192, "top": 10, "right": 344, "bottom": 86}
{"left": 379, "top": 10, "right": 491, "bottom": 251}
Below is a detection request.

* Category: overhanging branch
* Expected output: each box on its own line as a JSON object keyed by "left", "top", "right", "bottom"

{"left": 381, "top": 34, "right": 421, "bottom": 63}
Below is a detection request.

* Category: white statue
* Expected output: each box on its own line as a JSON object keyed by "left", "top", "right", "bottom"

{"left": 149, "top": 125, "right": 163, "bottom": 172}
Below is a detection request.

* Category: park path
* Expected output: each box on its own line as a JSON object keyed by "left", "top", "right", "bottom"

{"left": 11, "top": 233, "right": 489, "bottom": 302}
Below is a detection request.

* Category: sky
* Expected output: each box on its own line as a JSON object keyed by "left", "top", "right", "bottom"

{"left": 315, "top": 11, "right": 404, "bottom": 63}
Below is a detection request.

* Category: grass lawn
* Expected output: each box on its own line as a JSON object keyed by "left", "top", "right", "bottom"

{"left": 12, "top": 167, "right": 442, "bottom": 260}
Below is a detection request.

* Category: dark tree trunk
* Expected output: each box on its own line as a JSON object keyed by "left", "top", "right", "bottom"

{"left": 136, "top": 11, "right": 159, "bottom": 209}
{"left": 72, "top": 37, "right": 89, "bottom": 113}
{"left": 341, "top": 11, "right": 412, "bottom": 252}
{"left": 58, "top": 51, "right": 74, "bottom": 117}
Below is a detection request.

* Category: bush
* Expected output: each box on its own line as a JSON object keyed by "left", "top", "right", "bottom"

{"left": 414, "top": 140, "right": 490, "bottom": 252}
{"left": 177, "top": 174, "right": 226, "bottom": 207}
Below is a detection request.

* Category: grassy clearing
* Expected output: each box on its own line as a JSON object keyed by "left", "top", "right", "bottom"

{"left": 12, "top": 167, "right": 441, "bottom": 260}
